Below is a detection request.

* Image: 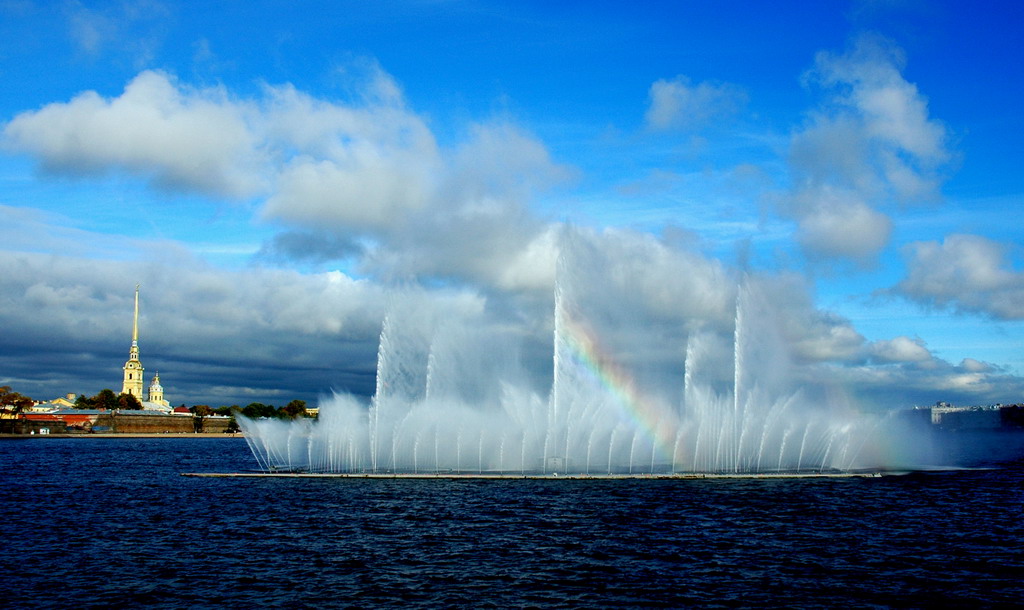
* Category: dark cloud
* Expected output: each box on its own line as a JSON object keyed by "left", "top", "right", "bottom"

{"left": 256, "top": 230, "right": 364, "bottom": 265}
{"left": 0, "top": 251, "right": 393, "bottom": 405}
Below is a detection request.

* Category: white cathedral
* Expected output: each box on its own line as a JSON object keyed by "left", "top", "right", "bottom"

{"left": 121, "top": 285, "right": 172, "bottom": 412}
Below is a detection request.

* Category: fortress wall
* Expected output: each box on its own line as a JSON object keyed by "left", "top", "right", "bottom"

{"left": 109, "top": 413, "right": 234, "bottom": 433}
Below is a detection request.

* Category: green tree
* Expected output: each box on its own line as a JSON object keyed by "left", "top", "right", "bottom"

{"left": 74, "top": 389, "right": 142, "bottom": 410}
{"left": 117, "top": 392, "right": 142, "bottom": 410}
{"left": 0, "top": 386, "right": 33, "bottom": 415}
{"left": 241, "top": 402, "right": 276, "bottom": 419}
{"left": 0, "top": 386, "right": 33, "bottom": 409}
{"left": 192, "top": 404, "right": 212, "bottom": 432}
{"left": 224, "top": 405, "right": 242, "bottom": 433}
{"left": 281, "top": 399, "right": 307, "bottom": 419}
{"left": 92, "top": 389, "right": 119, "bottom": 410}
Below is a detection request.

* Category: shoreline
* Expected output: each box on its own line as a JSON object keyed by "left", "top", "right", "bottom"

{"left": 0, "top": 433, "right": 244, "bottom": 439}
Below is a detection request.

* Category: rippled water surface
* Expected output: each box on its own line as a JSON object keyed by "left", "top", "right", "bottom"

{"left": 3, "top": 437, "right": 1023, "bottom": 608}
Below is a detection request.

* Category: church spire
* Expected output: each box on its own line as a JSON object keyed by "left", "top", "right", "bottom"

{"left": 132, "top": 284, "right": 139, "bottom": 347}
{"left": 122, "top": 285, "right": 144, "bottom": 398}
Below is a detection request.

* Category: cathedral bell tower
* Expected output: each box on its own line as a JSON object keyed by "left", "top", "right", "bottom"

{"left": 121, "top": 285, "right": 144, "bottom": 398}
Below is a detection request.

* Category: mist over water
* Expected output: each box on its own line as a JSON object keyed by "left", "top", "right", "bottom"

{"left": 239, "top": 233, "right": 937, "bottom": 474}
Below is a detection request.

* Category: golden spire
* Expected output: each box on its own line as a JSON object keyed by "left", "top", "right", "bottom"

{"left": 132, "top": 284, "right": 139, "bottom": 346}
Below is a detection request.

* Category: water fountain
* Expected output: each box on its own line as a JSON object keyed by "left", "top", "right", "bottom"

{"left": 240, "top": 244, "right": 887, "bottom": 475}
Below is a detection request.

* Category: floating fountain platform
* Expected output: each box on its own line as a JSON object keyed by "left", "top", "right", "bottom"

{"left": 182, "top": 471, "right": 885, "bottom": 479}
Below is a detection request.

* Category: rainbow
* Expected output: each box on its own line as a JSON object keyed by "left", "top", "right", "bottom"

{"left": 555, "top": 305, "right": 680, "bottom": 460}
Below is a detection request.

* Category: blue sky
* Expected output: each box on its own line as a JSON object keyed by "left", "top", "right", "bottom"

{"left": 1, "top": 0, "right": 1022, "bottom": 408}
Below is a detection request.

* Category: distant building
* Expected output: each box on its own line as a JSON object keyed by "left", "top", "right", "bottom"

{"left": 930, "top": 401, "right": 1003, "bottom": 430}
{"left": 24, "top": 394, "right": 77, "bottom": 413}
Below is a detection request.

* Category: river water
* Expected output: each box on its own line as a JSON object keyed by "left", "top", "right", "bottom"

{"left": 2, "top": 436, "right": 1022, "bottom": 607}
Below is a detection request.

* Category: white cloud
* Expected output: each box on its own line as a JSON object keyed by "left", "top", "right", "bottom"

{"left": 448, "top": 122, "right": 570, "bottom": 201}
{"left": 356, "top": 121, "right": 571, "bottom": 290}
{"left": 959, "top": 358, "right": 996, "bottom": 374}
{"left": 2, "top": 68, "right": 572, "bottom": 295}
{"left": 645, "top": 75, "right": 746, "bottom": 131}
{"left": 784, "top": 35, "right": 951, "bottom": 263}
{"left": 266, "top": 155, "right": 435, "bottom": 230}
{"left": 870, "top": 336, "right": 932, "bottom": 364}
{"left": 894, "top": 234, "right": 1024, "bottom": 319}
{"left": 790, "top": 315, "right": 866, "bottom": 364}
{"left": 496, "top": 225, "right": 560, "bottom": 292}
{"left": 3, "top": 70, "right": 264, "bottom": 197}
{"left": 812, "top": 38, "right": 948, "bottom": 167}
{"left": 259, "top": 74, "right": 442, "bottom": 231}
{"left": 794, "top": 189, "right": 892, "bottom": 263}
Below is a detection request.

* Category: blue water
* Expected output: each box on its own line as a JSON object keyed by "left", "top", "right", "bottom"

{"left": 2, "top": 437, "right": 1023, "bottom": 608}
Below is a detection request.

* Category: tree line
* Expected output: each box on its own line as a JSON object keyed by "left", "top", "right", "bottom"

{"left": 0, "top": 385, "right": 312, "bottom": 420}
{"left": 190, "top": 400, "right": 309, "bottom": 419}
{"left": 74, "top": 389, "right": 143, "bottom": 410}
